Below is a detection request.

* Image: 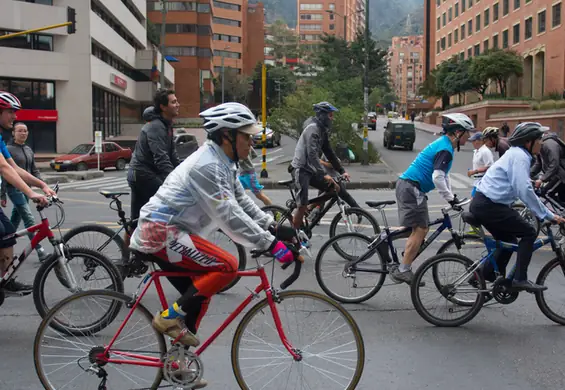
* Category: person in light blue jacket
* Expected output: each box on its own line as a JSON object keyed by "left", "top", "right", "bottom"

{"left": 472, "top": 122, "right": 565, "bottom": 292}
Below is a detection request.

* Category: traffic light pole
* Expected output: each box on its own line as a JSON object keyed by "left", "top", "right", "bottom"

{"left": 0, "top": 22, "right": 71, "bottom": 40}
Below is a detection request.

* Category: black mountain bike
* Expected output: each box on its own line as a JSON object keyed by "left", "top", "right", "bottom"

{"left": 62, "top": 190, "right": 246, "bottom": 293}
{"left": 261, "top": 175, "right": 380, "bottom": 253}
{"left": 314, "top": 198, "right": 482, "bottom": 303}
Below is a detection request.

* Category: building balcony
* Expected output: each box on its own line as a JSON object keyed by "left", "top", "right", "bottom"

{"left": 91, "top": 11, "right": 137, "bottom": 68}
{"left": 0, "top": 0, "right": 69, "bottom": 35}
{"left": 135, "top": 46, "right": 175, "bottom": 85}
{"left": 0, "top": 47, "right": 70, "bottom": 81}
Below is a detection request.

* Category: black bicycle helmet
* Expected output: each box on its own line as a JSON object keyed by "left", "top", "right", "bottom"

{"left": 508, "top": 122, "right": 548, "bottom": 146}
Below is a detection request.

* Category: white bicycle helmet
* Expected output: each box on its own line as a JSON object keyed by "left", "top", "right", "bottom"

{"left": 199, "top": 103, "right": 262, "bottom": 135}
{"left": 0, "top": 91, "right": 22, "bottom": 111}
{"left": 482, "top": 126, "right": 499, "bottom": 138}
{"left": 442, "top": 113, "right": 475, "bottom": 133}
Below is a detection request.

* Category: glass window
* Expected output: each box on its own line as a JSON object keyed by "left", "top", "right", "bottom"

{"left": 436, "top": 40, "right": 440, "bottom": 53}
{"left": 538, "top": 10, "right": 546, "bottom": 33}
{"left": 503, "top": 0, "right": 509, "bottom": 16}
{"left": 514, "top": 0, "right": 520, "bottom": 11}
{"left": 484, "top": 39, "right": 489, "bottom": 51}
{"left": 15, "top": 0, "right": 53, "bottom": 4}
{"left": 468, "top": 19, "right": 473, "bottom": 34}
{"left": 468, "top": 47, "right": 472, "bottom": 57}
{"left": 11, "top": 80, "right": 33, "bottom": 107}
{"left": 461, "top": 23, "right": 466, "bottom": 38}
{"left": 474, "top": 44, "right": 480, "bottom": 56}
{"left": 197, "top": 3, "right": 210, "bottom": 13}
{"left": 553, "top": 3, "right": 562, "bottom": 28}
{"left": 493, "top": 3, "right": 499, "bottom": 21}
{"left": 484, "top": 8, "right": 490, "bottom": 26}
{"left": 455, "top": 3, "right": 459, "bottom": 17}
{"left": 493, "top": 34, "right": 499, "bottom": 48}
{"left": 329, "top": 24, "right": 335, "bottom": 30}
{"left": 441, "top": 37, "right": 446, "bottom": 50}
{"left": 213, "top": 1, "right": 241, "bottom": 11}
{"left": 443, "top": 12, "right": 446, "bottom": 26}
{"left": 513, "top": 23, "right": 519, "bottom": 44}
{"left": 476, "top": 14, "right": 481, "bottom": 31}
{"left": 454, "top": 28, "right": 459, "bottom": 42}
{"left": 525, "top": 17, "right": 533, "bottom": 39}
{"left": 213, "top": 17, "right": 241, "bottom": 27}
{"left": 0, "top": 30, "right": 53, "bottom": 51}
{"left": 462, "top": 0, "right": 466, "bottom": 12}
{"left": 502, "top": 29, "right": 509, "bottom": 47}
{"left": 437, "top": 17, "right": 441, "bottom": 30}
{"left": 448, "top": 32, "right": 452, "bottom": 47}
{"left": 449, "top": 7, "right": 453, "bottom": 22}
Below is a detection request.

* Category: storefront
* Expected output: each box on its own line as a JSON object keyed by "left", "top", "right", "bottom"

{"left": 0, "top": 77, "right": 57, "bottom": 152}
{"left": 92, "top": 85, "right": 122, "bottom": 140}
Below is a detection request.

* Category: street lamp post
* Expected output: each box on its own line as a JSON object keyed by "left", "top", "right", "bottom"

{"left": 159, "top": 0, "right": 167, "bottom": 88}
{"left": 221, "top": 45, "right": 230, "bottom": 103}
{"left": 362, "top": 0, "right": 370, "bottom": 165}
{"left": 326, "top": 10, "right": 347, "bottom": 41}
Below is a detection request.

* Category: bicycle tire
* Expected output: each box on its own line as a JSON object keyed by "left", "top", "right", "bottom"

{"left": 34, "top": 289, "right": 165, "bottom": 390}
{"left": 315, "top": 232, "right": 386, "bottom": 303}
{"left": 261, "top": 205, "right": 293, "bottom": 224}
{"left": 411, "top": 253, "right": 486, "bottom": 327}
{"left": 535, "top": 257, "right": 565, "bottom": 325}
{"left": 33, "top": 247, "right": 124, "bottom": 335}
{"left": 231, "top": 290, "right": 365, "bottom": 390}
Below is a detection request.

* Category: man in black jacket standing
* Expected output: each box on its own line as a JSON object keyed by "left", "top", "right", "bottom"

{"left": 127, "top": 89, "right": 180, "bottom": 233}
{"left": 531, "top": 129, "right": 565, "bottom": 202}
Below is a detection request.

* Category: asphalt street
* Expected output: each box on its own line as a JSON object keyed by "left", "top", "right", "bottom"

{"left": 1, "top": 189, "right": 565, "bottom": 390}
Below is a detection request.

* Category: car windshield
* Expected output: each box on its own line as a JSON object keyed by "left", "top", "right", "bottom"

{"left": 69, "top": 144, "right": 93, "bottom": 154}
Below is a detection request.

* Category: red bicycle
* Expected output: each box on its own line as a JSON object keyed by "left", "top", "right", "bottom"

{"left": 33, "top": 246, "right": 365, "bottom": 389}
{"left": 0, "top": 185, "right": 123, "bottom": 332}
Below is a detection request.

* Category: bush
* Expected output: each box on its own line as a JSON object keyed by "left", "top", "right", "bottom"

{"left": 531, "top": 102, "right": 541, "bottom": 110}
{"left": 542, "top": 91, "right": 564, "bottom": 101}
{"left": 556, "top": 100, "right": 565, "bottom": 109}
{"left": 540, "top": 100, "right": 558, "bottom": 110}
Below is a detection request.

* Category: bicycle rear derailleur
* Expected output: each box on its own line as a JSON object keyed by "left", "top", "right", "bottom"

{"left": 162, "top": 344, "right": 204, "bottom": 389}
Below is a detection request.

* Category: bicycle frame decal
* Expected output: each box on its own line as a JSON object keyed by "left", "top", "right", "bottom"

{"left": 102, "top": 268, "right": 301, "bottom": 367}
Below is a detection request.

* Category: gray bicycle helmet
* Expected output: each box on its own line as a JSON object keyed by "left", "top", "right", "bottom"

{"left": 442, "top": 113, "right": 475, "bottom": 133}
{"left": 313, "top": 101, "right": 339, "bottom": 113}
{"left": 508, "top": 122, "right": 548, "bottom": 146}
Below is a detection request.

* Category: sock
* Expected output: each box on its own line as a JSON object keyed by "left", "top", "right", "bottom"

{"left": 161, "top": 302, "right": 185, "bottom": 320}
{"left": 399, "top": 264, "right": 411, "bottom": 273}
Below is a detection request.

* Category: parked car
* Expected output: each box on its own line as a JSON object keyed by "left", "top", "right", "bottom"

{"left": 174, "top": 133, "right": 199, "bottom": 161}
{"left": 368, "top": 112, "right": 377, "bottom": 130}
{"left": 50, "top": 142, "right": 132, "bottom": 171}
{"left": 383, "top": 120, "right": 416, "bottom": 151}
{"left": 253, "top": 125, "right": 281, "bottom": 148}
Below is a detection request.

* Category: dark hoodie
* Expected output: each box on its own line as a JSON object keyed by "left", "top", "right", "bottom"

{"left": 127, "top": 106, "right": 179, "bottom": 182}
{"left": 531, "top": 132, "right": 565, "bottom": 184}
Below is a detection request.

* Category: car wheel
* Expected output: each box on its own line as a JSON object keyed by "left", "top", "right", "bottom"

{"left": 76, "top": 162, "right": 88, "bottom": 171}
{"left": 387, "top": 139, "right": 394, "bottom": 150}
{"left": 383, "top": 137, "right": 387, "bottom": 147}
{"left": 115, "top": 158, "right": 127, "bottom": 171}
{"left": 408, "top": 143, "right": 414, "bottom": 151}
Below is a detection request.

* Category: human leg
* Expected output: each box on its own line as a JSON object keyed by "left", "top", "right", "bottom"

{"left": 8, "top": 189, "right": 48, "bottom": 259}
{"left": 0, "top": 208, "right": 32, "bottom": 295}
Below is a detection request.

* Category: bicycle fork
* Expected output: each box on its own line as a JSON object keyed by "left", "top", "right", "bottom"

{"left": 55, "top": 243, "right": 80, "bottom": 292}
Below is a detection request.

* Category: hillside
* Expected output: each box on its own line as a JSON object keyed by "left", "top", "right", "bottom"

{"left": 256, "top": 0, "right": 424, "bottom": 44}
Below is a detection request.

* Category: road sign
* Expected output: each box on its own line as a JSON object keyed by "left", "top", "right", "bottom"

{"left": 94, "top": 131, "right": 102, "bottom": 153}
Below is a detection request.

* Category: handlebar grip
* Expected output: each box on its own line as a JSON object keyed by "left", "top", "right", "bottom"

{"left": 280, "top": 258, "right": 302, "bottom": 290}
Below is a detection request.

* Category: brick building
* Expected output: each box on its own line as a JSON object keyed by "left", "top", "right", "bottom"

{"left": 296, "top": 0, "right": 365, "bottom": 46}
{"left": 424, "top": 0, "right": 565, "bottom": 99}
{"left": 387, "top": 35, "right": 424, "bottom": 109}
{"left": 148, "top": 0, "right": 265, "bottom": 118}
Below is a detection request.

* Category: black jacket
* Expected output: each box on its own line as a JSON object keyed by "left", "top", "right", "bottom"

{"left": 531, "top": 133, "right": 565, "bottom": 184}
{"left": 128, "top": 107, "right": 179, "bottom": 182}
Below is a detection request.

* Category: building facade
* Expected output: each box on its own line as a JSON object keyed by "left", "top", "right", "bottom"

{"left": 0, "top": 0, "right": 175, "bottom": 153}
{"left": 296, "top": 0, "right": 365, "bottom": 46}
{"left": 148, "top": 0, "right": 265, "bottom": 118}
{"left": 387, "top": 35, "right": 424, "bottom": 108}
{"left": 424, "top": 0, "right": 564, "bottom": 99}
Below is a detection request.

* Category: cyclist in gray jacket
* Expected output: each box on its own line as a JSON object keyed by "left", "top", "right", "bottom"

{"left": 290, "top": 102, "right": 350, "bottom": 228}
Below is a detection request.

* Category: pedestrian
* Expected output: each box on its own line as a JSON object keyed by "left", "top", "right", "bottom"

{"left": 410, "top": 111, "right": 416, "bottom": 122}
{"left": 467, "top": 132, "right": 494, "bottom": 198}
{"left": 500, "top": 122, "right": 510, "bottom": 137}
{"left": 531, "top": 127, "right": 565, "bottom": 202}
{"left": 238, "top": 147, "right": 272, "bottom": 206}
{"left": 126, "top": 89, "right": 180, "bottom": 247}
{"left": 0, "top": 122, "right": 50, "bottom": 261}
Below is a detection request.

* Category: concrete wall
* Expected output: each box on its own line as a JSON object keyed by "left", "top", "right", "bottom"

{"left": 0, "top": 0, "right": 68, "bottom": 35}
{"left": 98, "top": 0, "right": 146, "bottom": 48}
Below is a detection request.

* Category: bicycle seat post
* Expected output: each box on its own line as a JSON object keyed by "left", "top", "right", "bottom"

{"left": 379, "top": 207, "right": 390, "bottom": 230}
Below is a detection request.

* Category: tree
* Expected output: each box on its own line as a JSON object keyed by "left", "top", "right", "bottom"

{"left": 250, "top": 63, "right": 297, "bottom": 112}
{"left": 370, "top": 87, "right": 397, "bottom": 108}
{"left": 214, "top": 69, "right": 251, "bottom": 104}
{"left": 469, "top": 49, "right": 523, "bottom": 97}
{"left": 146, "top": 20, "right": 160, "bottom": 46}
{"left": 266, "top": 19, "right": 302, "bottom": 61}
{"left": 418, "top": 68, "right": 442, "bottom": 99}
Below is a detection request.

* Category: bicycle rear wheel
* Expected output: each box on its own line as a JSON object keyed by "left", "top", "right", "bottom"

{"left": 231, "top": 290, "right": 365, "bottom": 390}
{"left": 315, "top": 232, "right": 386, "bottom": 303}
{"left": 34, "top": 290, "right": 165, "bottom": 390}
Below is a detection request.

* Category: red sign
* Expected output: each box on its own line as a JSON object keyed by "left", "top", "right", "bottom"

{"left": 16, "top": 109, "right": 58, "bottom": 122}
{"left": 110, "top": 73, "right": 127, "bottom": 90}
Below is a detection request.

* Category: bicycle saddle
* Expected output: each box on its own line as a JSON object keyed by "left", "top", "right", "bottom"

{"left": 366, "top": 200, "right": 396, "bottom": 208}
{"left": 461, "top": 212, "right": 481, "bottom": 227}
{"left": 277, "top": 179, "right": 294, "bottom": 186}
{"left": 100, "top": 190, "right": 130, "bottom": 198}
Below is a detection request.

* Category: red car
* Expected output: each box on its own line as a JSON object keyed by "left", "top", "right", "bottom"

{"left": 50, "top": 142, "right": 132, "bottom": 171}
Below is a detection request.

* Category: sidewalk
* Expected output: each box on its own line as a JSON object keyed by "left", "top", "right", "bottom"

{"left": 414, "top": 121, "right": 442, "bottom": 134}
{"left": 36, "top": 161, "right": 104, "bottom": 185}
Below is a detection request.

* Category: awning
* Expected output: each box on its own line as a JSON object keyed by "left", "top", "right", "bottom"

{"left": 165, "top": 55, "right": 179, "bottom": 62}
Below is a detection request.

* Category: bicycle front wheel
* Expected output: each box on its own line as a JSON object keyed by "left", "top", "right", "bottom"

{"left": 536, "top": 257, "right": 565, "bottom": 325}
{"left": 316, "top": 232, "right": 386, "bottom": 303}
{"left": 33, "top": 247, "right": 124, "bottom": 334}
{"left": 231, "top": 290, "right": 365, "bottom": 390}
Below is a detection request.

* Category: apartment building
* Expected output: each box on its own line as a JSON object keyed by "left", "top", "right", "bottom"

{"left": 424, "top": 0, "right": 564, "bottom": 98}
{"left": 148, "top": 0, "right": 265, "bottom": 118}
{"left": 297, "top": 0, "right": 365, "bottom": 46}
{"left": 388, "top": 35, "right": 424, "bottom": 107}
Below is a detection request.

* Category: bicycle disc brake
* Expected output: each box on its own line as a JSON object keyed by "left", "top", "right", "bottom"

{"left": 492, "top": 278, "right": 519, "bottom": 304}
{"left": 162, "top": 345, "right": 203, "bottom": 389}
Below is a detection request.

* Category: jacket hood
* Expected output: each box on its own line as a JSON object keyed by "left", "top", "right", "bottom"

{"left": 143, "top": 106, "right": 159, "bottom": 122}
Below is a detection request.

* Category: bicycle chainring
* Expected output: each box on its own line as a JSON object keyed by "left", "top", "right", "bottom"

{"left": 162, "top": 345, "right": 203, "bottom": 389}
{"left": 492, "top": 278, "right": 519, "bottom": 304}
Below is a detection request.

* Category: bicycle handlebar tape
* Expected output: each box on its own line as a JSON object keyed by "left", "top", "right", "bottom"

{"left": 280, "top": 258, "right": 302, "bottom": 290}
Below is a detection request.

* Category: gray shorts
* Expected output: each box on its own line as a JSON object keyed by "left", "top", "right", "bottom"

{"left": 292, "top": 168, "right": 331, "bottom": 207}
{"left": 395, "top": 179, "right": 429, "bottom": 228}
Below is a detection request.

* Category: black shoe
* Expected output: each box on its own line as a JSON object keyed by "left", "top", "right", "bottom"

{"left": 4, "top": 278, "right": 33, "bottom": 296}
{"left": 511, "top": 280, "right": 548, "bottom": 292}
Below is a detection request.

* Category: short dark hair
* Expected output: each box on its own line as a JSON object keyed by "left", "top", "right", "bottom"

{"left": 153, "top": 88, "right": 175, "bottom": 113}
{"left": 13, "top": 122, "right": 26, "bottom": 130}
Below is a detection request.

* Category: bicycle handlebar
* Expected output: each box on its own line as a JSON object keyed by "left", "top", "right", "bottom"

{"left": 250, "top": 245, "right": 303, "bottom": 290}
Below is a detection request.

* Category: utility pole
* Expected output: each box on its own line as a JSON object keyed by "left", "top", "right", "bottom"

{"left": 159, "top": 0, "right": 167, "bottom": 88}
{"left": 221, "top": 53, "right": 225, "bottom": 103}
{"left": 362, "top": 0, "right": 370, "bottom": 165}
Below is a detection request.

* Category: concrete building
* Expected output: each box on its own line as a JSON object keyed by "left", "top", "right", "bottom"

{"left": 0, "top": 0, "right": 175, "bottom": 153}
{"left": 424, "top": 0, "right": 565, "bottom": 98}
{"left": 296, "top": 0, "right": 365, "bottom": 46}
{"left": 148, "top": 0, "right": 265, "bottom": 118}
{"left": 387, "top": 35, "right": 424, "bottom": 108}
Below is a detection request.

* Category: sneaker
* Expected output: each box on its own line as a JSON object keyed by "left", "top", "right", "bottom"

{"left": 4, "top": 278, "right": 33, "bottom": 296}
{"left": 387, "top": 264, "right": 404, "bottom": 285}
{"left": 390, "top": 268, "right": 426, "bottom": 287}
{"left": 152, "top": 313, "right": 200, "bottom": 347}
{"left": 307, "top": 207, "right": 321, "bottom": 223}
{"left": 193, "top": 379, "right": 208, "bottom": 389}
{"left": 511, "top": 280, "right": 548, "bottom": 292}
{"left": 37, "top": 248, "right": 50, "bottom": 262}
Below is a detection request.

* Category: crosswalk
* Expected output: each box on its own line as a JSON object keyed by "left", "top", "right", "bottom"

{"left": 56, "top": 148, "right": 288, "bottom": 192}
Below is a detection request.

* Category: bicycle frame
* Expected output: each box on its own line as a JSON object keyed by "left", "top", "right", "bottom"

{"left": 101, "top": 265, "right": 302, "bottom": 367}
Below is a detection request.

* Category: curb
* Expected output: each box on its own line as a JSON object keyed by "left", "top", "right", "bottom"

{"left": 261, "top": 179, "right": 397, "bottom": 190}
{"left": 43, "top": 171, "right": 104, "bottom": 183}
